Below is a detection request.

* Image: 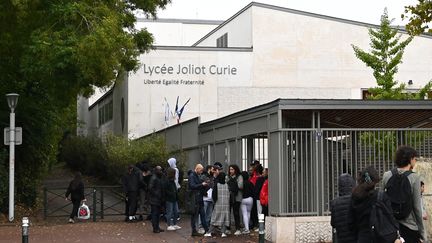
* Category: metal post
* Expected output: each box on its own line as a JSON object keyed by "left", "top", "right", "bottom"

{"left": 9, "top": 111, "right": 15, "bottom": 222}
{"left": 100, "top": 190, "right": 104, "bottom": 219}
{"left": 258, "top": 213, "right": 265, "bottom": 243}
{"left": 43, "top": 187, "right": 47, "bottom": 220}
{"left": 93, "top": 188, "right": 97, "bottom": 222}
{"left": 22, "top": 217, "right": 29, "bottom": 243}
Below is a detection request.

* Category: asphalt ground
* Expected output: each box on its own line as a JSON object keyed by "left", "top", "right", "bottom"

{"left": 0, "top": 216, "right": 266, "bottom": 243}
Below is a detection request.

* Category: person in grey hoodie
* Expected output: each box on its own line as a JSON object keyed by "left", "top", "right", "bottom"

{"left": 382, "top": 146, "right": 426, "bottom": 243}
{"left": 167, "top": 158, "right": 181, "bottom": 190}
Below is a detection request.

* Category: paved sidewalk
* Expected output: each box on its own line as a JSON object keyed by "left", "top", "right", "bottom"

{"left": 0, "top": 217, "right": 266, "bottom": 243}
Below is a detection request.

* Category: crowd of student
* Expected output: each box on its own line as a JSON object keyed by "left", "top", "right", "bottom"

{"left": 330, "top": 145, "right": 428, "bottom": 243}
{"left": 117, "top": 157, "right": 269, "bottom": 237}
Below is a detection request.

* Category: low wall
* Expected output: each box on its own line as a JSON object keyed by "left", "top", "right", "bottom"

{"left": 414, "top": 160, "right": 432, "bottom": 239}
{"left": 265, "top": 216, "right": 332, "bottom": 243}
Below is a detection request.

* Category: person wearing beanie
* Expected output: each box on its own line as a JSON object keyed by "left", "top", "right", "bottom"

{"left": 330, "top": 173, "right": 356, "bottom": 243}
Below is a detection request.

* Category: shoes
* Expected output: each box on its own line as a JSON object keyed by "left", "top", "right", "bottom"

{"left": 204, "top": 232, "right": 212, "bottom": 237}
{"left": 197, "top": 228, "right": 205, "bottom": 234}
{"left": 191, "top": 231, "right": 201, "bottom": 237}
{"left": 68, "top": 218, "right": 74, "bottom": 224}
{"left": 173, "top": 225, "right": 182, "bottom": 230}
{"left": 177, "top": 217, "right": 181, "bottom": 221}
{"left": 153, "top": 229, "right": 163, "bottom": 233}
{"left": 242, "top": 230, "right": 250, "bottom": 234}
{"left": 225, "top": 230, "right": 231, "bottom": 235}
{"left": 167, "top": 226, "right": 176, "bottom": 231}
{"left": 234, "top": 230, "right": 241, "bottom": 236}
{"left": 254, "top": 228, "right": 259, "bottom": 232}
{"left": 221, "top": 233, "right": 227, "bottom": 238}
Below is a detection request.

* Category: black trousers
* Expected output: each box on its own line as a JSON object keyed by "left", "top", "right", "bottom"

{"left": 151, "top": 204, "right": 161, "bottom": 231}
{"left": 250, "top": 198, "right": 258, "bottom": 228}
{"left": 262, "top": 205, "right": 268, "bottom": 216}
{"left": 399, "top": 223, "right": 422, "bottom": 243}
{"left": 230, "top": 201, "right": 241, "bottom": 230}
{"left": 70, "top": 199, "right": 80, "bottom": 219}
{"left": 126, "top": 191, "right": 138, "bottom": 217}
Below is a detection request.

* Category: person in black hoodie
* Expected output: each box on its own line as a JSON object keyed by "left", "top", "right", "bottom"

{"left": 65, "top": 172, "right": 85, "bottom": 223}
{"left": 149, "top": 166, "right": 165, "bottom": 233}
{"left": 349, "top": 166, "right": 396, "bottom": 243}
{"left": 122, "top": 165, "right": 142, "bottom": 222}
{"left": 330, "top": 173, "right": 356, "bottom": 243}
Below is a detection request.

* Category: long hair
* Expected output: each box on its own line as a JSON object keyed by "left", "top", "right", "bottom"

{"left": 352, "top": 166, "right": 380, "bottom": 200}
{"left": 229, "top": 164, "right": 240, "bottom": 176}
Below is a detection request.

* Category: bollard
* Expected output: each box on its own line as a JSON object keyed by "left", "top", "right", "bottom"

{"left": 22, "top": 217, "right": 29, "bottom": 243}
{"left": 258, "top": 213, "right": 265, "bottom": 243}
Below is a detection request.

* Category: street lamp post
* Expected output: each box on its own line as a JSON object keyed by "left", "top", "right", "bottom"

{"left": 6, "top": 93, "right": 19, "bottom": 222}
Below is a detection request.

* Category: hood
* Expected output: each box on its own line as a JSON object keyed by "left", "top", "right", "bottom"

{"left": 167, "top": 158, "right": 177, "bottom": 169}
{"left": 338, "top": 173, "right": 355, "bottom": 196}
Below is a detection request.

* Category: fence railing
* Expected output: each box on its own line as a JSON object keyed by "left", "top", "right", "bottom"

{"left": 43, "top": 186, "right": 125, "bottom": 221}
{"left": 272, "top": 128, "right": 432, "bottom": 216}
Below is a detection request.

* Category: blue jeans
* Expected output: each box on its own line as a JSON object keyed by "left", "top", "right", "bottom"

{"left": 165, "top": 201, "right": 178, "bottom": 226}
{"left": 203, "top": 201, "right": 213, "bottom": 226}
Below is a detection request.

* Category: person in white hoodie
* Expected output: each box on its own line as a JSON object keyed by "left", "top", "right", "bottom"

{"left": 167, "top": 158, "right": 181, "bottom": 222}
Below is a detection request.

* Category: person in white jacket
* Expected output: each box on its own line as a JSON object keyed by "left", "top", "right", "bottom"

{"left": 167, "top": 157, "right": 181, "bottom": 222}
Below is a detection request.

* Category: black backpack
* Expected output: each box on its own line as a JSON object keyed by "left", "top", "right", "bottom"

{"left": 384, "top": 168, "right": 413, "bottom": 220}
{"left": 370, "top": 192, "right": 400, "bottom": 243}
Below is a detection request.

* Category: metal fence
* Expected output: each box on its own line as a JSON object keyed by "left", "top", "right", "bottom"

{"left": 271, "top": 128, "right": 432, "bottom": 216}
{"left": 43, "top": 186, "right": 125, "bottom": 221}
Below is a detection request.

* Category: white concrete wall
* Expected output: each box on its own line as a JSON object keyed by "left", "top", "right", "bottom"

{"left": 250, "top": 6, "right": 432, "bottom": 96}
{"left": 127, "top": 49, "right": 253, "bottom": 138}
{"left": 135, "top": 20, "right": 220, "bottom": 46}
{"left": 196, "top": 8, "right": 253, "bottom": 47}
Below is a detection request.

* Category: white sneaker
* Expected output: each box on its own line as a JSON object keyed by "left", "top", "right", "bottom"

{"left": 167, "top": 226, "right": 176, "bottom": 231}
{"left": 234, "top": 230, "right": 241, "bottom": 236}
{"left": 198, "top": 228, "right": 205, "bottom": 234}
{"left": 242, "top": 230, "right": 250, "bottom": 234}
{"left": 225, "top": 230, "right": 231, "bottom": 235}
{"left": 204, "top": 232, "right": 212, "bottom": 237}
{"left": 68, "top": 218, "right": 74, "bottom": 224}
{"left": 221, "top": 233, "right": 227, "bottom": 238}
{"left": 173, "top": 225, "right": 182, "bottom": 230}
{"left": 254, "top": 228, "right": 259, "bottom": 232}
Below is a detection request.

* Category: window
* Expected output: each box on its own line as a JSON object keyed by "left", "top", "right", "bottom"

{"left": 98, "top": 99, "right": 114, "bottom": 126}
{"left": 216, "top": 33, "right": 228, "bottom": 47}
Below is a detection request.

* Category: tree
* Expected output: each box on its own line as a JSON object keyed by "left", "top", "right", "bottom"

{"left": 403, "top": 0, "right": 432, "bottom": 35}
{"left": 351, "top": 9, "right": 424, "bottom": 100}
{"left": 0, "top": 0, "right": 169, "bottom": 209}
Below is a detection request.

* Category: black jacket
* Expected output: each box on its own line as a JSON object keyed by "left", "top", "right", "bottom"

{"left": 330, "top": 195, "right": 356, "bottom": 243}
{"left": 122, "top": 168, "right": 141, "bottom": 192}
{"left": 253, "top": 176, "right": 266, "bottom": 200}
{"left": 242, "top": 180, "right": 254, "bottom": 199}
{"left": 164, "top": 179, "right": 178, "bottom": 203}
{"left": 65, "top": 180, "right": 85, "bottom": 201}
{"left": 148, "top": 174, "right": 164, "bottom": 206}
{"left": 349, "top": 190, "right": 379, "bottom": 243}
{"left": 188, "top": 172, "right": 205, "bottom": 203}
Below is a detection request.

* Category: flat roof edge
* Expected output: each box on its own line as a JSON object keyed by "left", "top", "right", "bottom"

{"left": 153, "top": 46, "right": 253, "bottom": 52}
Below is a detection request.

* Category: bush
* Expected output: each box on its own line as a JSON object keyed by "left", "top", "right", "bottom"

{"left": 59, "top": 133, "right": 173, "bottom": 184}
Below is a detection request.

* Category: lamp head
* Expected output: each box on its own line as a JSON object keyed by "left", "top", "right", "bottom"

{"left": 6, "top": 93, "right": 19, "bottom": 111}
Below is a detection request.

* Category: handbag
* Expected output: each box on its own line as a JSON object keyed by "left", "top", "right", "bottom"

{"left": 77, "top": 201, "right": 91, "bottom": 220}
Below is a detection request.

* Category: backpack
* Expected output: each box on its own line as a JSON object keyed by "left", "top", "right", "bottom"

{"left": 385, "top": 168, "right": 413, "bottom": 220}
{"left": 369, "top": 192, "right": 400, "bottom": 243}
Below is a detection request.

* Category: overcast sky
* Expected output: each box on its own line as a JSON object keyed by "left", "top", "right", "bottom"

{"left": 155, "top": 0, "right": 417, "bottom": 26}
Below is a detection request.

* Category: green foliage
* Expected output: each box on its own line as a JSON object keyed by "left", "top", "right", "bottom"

{"left": 60, "top": 134, "right": 171, "bottom": 184}
{"left": 0, "top": 0, "right": 169, "bottom": 208}
{"left": 59, "top": 135, "right": 108, "bottom": 176}
{"left": 403, "top": 0, "right": 432, "bottom": 35}
{"left": 0, "top": 149, "right": 8, "bottom": 213}
{"left": 351, "top": 9, "right": 432, "bottom": 100}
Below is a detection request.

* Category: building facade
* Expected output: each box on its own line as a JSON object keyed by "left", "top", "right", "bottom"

{"left": 78, "top": 2, "right": 432, "bottom": 139}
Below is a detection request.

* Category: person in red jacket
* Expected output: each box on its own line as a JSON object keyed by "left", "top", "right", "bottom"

{"left": 260, "top": 170, "right": 268, "bottom": 216}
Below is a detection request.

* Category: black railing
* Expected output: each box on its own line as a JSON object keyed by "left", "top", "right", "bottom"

{"left": 43, "top": 186, "right": 125, "bottom": 222}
